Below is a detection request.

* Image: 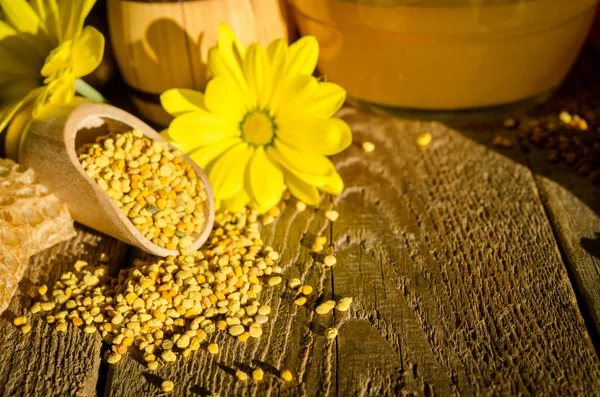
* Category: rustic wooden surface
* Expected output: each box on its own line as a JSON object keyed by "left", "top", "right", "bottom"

{"left": 2, "top": 54, "right": 600, "bottom": 397}
{"left": 529, "top": 48, "right": 600, "bottom": 338}
{"left": 458, "top": 48, "right": 600, "bottom": 343}
{"left": 0, "top": 229, "right": 128, "bottom": 397}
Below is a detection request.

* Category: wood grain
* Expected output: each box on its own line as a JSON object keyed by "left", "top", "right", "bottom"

{"left": 521, "top": 133, "right": 600, "bottom": 338}
{"left": 101, "top": 107, "right": 600, "bottom": 396}
{"left": 524, "top": 49, "right": 600, "bottom": 337}
{"left": 0, "top": 227, "right": 127, "bottom": 397}
{"left": 480, "top": 49, "right": 600, "bottom": 340}
{"left": 328, "top": 108, "right": 600, "bottom": 395}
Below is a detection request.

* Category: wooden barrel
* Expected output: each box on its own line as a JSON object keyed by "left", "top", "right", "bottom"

{"left": 107, "top": 0, "right": 297, "bottom": 126}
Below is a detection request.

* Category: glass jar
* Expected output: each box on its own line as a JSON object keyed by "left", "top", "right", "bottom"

{"left": 287, "top": 0, "right": 599, "bottom": 119}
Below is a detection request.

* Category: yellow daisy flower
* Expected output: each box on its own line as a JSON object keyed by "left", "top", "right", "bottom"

{"left": 161, "top": 24, "right": 351, "bottom": 213}
{"left": 0, "top": 0, "right": 104, "bottom": 132}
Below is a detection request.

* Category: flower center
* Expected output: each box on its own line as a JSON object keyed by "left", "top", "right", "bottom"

{"left": 241, "top": 110, "right": 275, "bottom": 146}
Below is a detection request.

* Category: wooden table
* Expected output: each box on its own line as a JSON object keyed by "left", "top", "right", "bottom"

{"left": 2, "top": 50, "right": 600, "bottom": 397}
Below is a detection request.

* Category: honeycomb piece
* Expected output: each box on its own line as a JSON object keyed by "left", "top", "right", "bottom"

{"left": 0, "top": 159, "right": 76, "bottom": 313}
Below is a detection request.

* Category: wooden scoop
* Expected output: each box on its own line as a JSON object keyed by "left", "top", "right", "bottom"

{"left": 17, "top": 102, "right": 215, "bottom": 257}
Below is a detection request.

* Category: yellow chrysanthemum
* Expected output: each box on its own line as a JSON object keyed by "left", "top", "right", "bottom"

{"left": 161, "top": 24, "right": 351, "bottom": 213}
{"left": 0, "top": 0, "right": 104, "bottom": 132}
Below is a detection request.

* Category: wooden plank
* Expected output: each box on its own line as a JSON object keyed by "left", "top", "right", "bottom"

{"left": 329, "top": 107, "right": 600, "bottom": 395}
{"left": 105, "top": 202, "right": 339, "bottom": 396}
{"left": 103, "top": 106, "right": 600, "bottom": 396}
{"left": 494, "top": 47, "right": 600, "bottom": 337}
{"left": 521, "top": 137, "right": 600, "bottom": 336}
{"left": 0, "top": 227, "right": 128, "bottom": 397}
{"left": 526, "top": 48, "right": 600, "bottom": 337}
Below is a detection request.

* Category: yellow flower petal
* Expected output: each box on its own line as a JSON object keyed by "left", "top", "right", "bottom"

{"left": 0, "top": 22, "right": 48, "bottom": 71}
{"left": 40, "top": 40, "right": 70, "bottom": 77}
{"left": 58, "top": 0, "right": 95, "bottom": 41}
{"left": 222, "top": 189, "right": 250, "bottom": 213}
{"left": 0, "top": 0, "right": 40, "bottom": 34}
{"left": 267, "top": 39, "right": 287, "bottom": 66}
{"left": 270, "top": 75, "right": 318, "bottom": 119}
{"left": 319, "top": 170, "right": 344, "bottom": 195}
{"left": 209, "top": 143, "right": 253, "bottom": 200}
{"left": 0, "top": 79, "right": 40, "bottom": 100}
{"left": 188, "top": 137, "right": 241, "bottom": 168}
{"left": 168, "top": 112, "right": 239, "bottom": 147}
{"left": 207, "top": 47, "right": 247, "bottom": 95}
{"left": 302, "top": 82, "right": 346, "bottom": 118}
{"left": 272, "top": 139, "right": 335, "bottom": 177}
{"left": 283, "top": 36, "right": 318, "bottom": 79}
{"left": 0, "top": 86, "right": 44, "bottom": 133}
{"left": 41, "top": 25, "right": 103, "bottom": 80}
{"left": 248, "top": 146, "right": 283, "bottom": 211}
{"left": 0, "top": 49, "right": 40, "bottom": 79}
{"left": 204, "top": 76, "right": 248, "bottom": 121}
{"left": 35, "top": 75, "right": 75, "bottom": 110}
{"left": 244, "top": 43, "right": 271, "bottom": 109}
{"left": 161, "top": 88, "right": 206, "bottom": 117}
{"left": 266, "top": 145, "right": 330, "bottom": 188}
{"left": 71, "top": 26, "right": 104, "bottom": 77}
{"left": 277, "top": 117, "right": 352, "bottom": 156}
{"left": 273, "top": 143, "right": 344, "bottom": 197}
{"left": 217, "top": 23, "right": 245, "bottom": 67}
{"left": 0, "top": 20, "right": 16, "bottom": 40}
{"left": 207, "top": 23, "right": 247, "bottom": 91}
{"left": 0, "top": 1, "right": 51, "bottom": 58}
{"left": 266, "top": 38, "right": 287, "bottom": 90}
{"left": 31, "top": 0, "right": 59, "bottom": 45}
{"left": 5, "top": 103, "right": 33, "bottom": 161}
{"left": 248, "top": 200, "right": 275, "bottom": 215}
{"left": 37, "top": 74, "right": 81, "bottom": 111}
{"left": 282, "top": 168, "right": 320, "bottom": 206}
